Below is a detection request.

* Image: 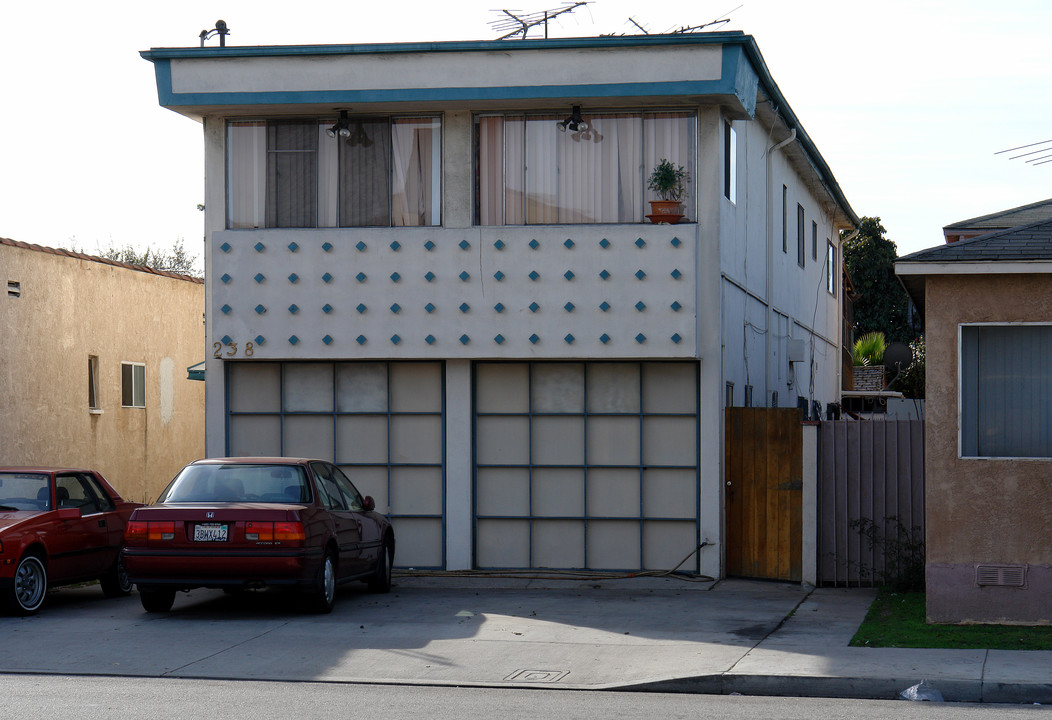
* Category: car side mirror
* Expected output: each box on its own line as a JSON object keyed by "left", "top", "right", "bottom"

{"left": 56, "top": 507, "right": 80, "bottom": 521}
{"left": 362, "top": 496, "right": 375, "bottom": 512}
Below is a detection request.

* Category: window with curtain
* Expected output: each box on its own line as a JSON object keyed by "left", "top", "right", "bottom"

{"left": 960, "top": 324, "right": 1052, "bottom": 458}
{"left": 476, "top": 111, "right": 695, "bottom": 225}
{"left": 227, "top": 117, "right": 440, "bottom": 229}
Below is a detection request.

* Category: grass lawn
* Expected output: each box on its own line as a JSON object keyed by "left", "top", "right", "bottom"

{"left": 850, "top": 588, "right": 1052, "bottom": 650}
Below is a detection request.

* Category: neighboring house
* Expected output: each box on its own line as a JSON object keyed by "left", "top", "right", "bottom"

{"left": 897, "top": 218, "right": 1052, "bottom": 624}
{"left": 140, "top": 31, "right": 857, "bottom": 576}
{"left": 0, "top": 238, "right": 206, "bottom": 503}
{"left": 942, "top": 197, "right": 1052, "bottom": 244}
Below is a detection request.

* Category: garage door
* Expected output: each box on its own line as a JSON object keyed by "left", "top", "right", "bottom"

{"left": 225, "top": 361, "right": 444, "bottom": 568}
{"left": 474, "top": 362, "right": 699, "bottom": 571}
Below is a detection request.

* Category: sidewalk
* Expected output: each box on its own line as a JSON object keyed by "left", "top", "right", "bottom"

{"left": 0, "top": 573, "right": 1048, "bottom": 704}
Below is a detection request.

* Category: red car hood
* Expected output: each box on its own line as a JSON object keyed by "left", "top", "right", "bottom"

{"left": 0, "top": 510, "right": 43, "bottom": 533}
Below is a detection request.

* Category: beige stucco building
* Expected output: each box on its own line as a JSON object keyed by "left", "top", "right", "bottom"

{"left": 1, "top": 238, "right": 206, "bottom": 502}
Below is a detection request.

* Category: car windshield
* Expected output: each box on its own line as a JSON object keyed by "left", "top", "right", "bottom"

{"left": 0, "top": 472, "right": 50, "bottom": 511}
{"left": 157, "top": 464, "right": 311, "bottom": 504}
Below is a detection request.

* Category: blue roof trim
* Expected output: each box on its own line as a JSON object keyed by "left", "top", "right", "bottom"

{"left": 724, "top": 45, "right": 759, "bottom": 118}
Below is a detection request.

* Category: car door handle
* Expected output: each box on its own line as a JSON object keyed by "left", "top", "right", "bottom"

{"left": 98, "top": 519, "right": 106, "bottom": 528}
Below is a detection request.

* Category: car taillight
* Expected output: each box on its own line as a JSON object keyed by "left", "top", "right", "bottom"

{"left": 274, "top": 521, "right": 305, "bottom": 542}
{"left": 125, "top": 520, "right": 175, "bottom": 543}
{"left": 125, "top": 521, "right": 148, "bottom": 543}
{"left": 245, "top": 521, "right": 273, "bottom": 541}
{"left": 149, "top": 521, "right": 176, "bottom": 541}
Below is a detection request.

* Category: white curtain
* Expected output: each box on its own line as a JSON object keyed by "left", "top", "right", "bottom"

{"left": 227, "top": 122, "right": 266, "bottom": 229}
{"left": 392, "top": 118, "right": 440, "bottom": 227}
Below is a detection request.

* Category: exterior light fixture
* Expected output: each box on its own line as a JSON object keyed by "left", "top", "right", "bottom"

{"left": 556, "top": 105, "right": 589, "bottom": 133}
{"left": 326, "top": 110, "right": 353, "bottom": 139}
{"left": 199, "top": 20, "right": 230, "bottom": 48}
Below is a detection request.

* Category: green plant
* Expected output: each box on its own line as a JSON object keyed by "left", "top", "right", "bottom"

{"left": 647, "top": 159, "right": 689, "bottom": 201}
{"left": 852, "top": 331, "right": 886, "bottom": 367}
{"left": 892, "top": 336, "right": 925, "bottom": 398}
{"left": 848, "top": 516, "right": 925, "bottom": 592}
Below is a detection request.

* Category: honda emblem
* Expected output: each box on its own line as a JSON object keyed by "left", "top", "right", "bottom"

{"left": 206, "top": 512, "right": 215, "bottom": 519}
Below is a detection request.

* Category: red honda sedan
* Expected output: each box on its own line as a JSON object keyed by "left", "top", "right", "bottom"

{"left": 0, "top": 467, "right": 141, "bottom": 614}
{"left": 122, "top": 457, "right": 394, "bottom": 613}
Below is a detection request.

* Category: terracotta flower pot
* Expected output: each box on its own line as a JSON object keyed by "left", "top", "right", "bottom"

{"left": 648, "top": 200, "right": 684, "bottom": 224}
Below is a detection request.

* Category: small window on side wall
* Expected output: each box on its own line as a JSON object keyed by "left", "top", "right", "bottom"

{"left": 826, "top": 240, "right": 836, "bottom": 296}
{"left": 724, "top": 121, "right": 736, "bottom": 203}
{"left": 121, "top": 362, "right": 145, "bottom": 408}
{"left": 88, "top": 356, "right": 100, "bottom": 409}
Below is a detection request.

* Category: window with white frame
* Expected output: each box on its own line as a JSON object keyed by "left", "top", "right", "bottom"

{"left": 724, "top": 121, "right": 736, "bottom": 203}
{"left": 476, "top": 111, "right": 695, "bottom": 225}
{"left": 826, "top": 240, "right": 836, "bottom": 296}
{"left": 121, "top": 362, "right": 145, "bottom": 408}
{"left": 796, "top": 203, "right": 805, "bottom": 268}
{"left": 960, "top": 324, "right": 1052, "bottom": 458}
{"left": 88, "top": 356, "right": 100, "bottom": 409}
{"left": 227, "top": 117, "right": 441, "bottom": 229}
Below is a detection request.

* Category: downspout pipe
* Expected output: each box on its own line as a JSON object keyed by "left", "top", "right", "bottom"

{"left": 765, "top": 128, "right": 796, "bottom": 406}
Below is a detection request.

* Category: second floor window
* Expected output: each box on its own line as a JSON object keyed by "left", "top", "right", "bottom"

{"left": 227, "top": 117, "right": 441, "bottom": 229}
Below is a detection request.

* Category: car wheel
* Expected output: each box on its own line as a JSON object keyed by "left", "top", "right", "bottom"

{"left": 139, "top": 587, "right": 176, "bottom": 613}
{"left": 309, "top": 551, "right": 336, "bottom": 614}
{"left": 100, "top": 551, "right": 133, "bottom": 597}
{"left": 367, "top": 540, "right": 393, "bottom": 594}
{"left": 8, "top": 553, "right": 47, "bottom": 615}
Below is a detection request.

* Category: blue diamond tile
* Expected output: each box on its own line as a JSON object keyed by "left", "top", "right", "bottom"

{"left": 356, "top": 303, "right": 367, "bottom": 314}
{"left": 670, "top": 236, "right": 682, "bottom": 247}
{"left": 671, "top": 301, "right": 682, "bottom": 312}
{"left": 494, "top": 270, "right": 505, "bottom": 281}
{"left": 494, "top": 303, "right": 505, "bottom": 313}
{"left": 459, "top": 239, "right": 470, "bottom": 250}
{"left": 494, "top": 334, "right": 505, "bottom": 345}
{"left": 390, "top": 303, "right": 401, "bottom": 314}
{"left": 254, "top": 242, "right": 265, "bottom": 253}
{"left": 529, "top": 239, "right": 540, "bottom": 250}
{"left": 355, "top": 241, "right": 367, "bottom": 251}
{"left": 529, "top": 302, "right": 540, "bottom": 313}
{"left": 459, "top": 271, "right": 470, "bottom": 281}
{"left": 425, "top": 335, "right": 435, "bottom": 345}
{"left": 254, "top": 335, "right": 265, "bottom": 345}
{"left": 221, "top": 335, "right": 232, "bottom": 345}
{"left": 635, "top": 301, "right": 646, "bottom": 312}
{"left": 459, "top": 303, "right": 470, "bottom": 313}
{"left": 390, "top": 272, "right": 400, "bottom": 283}
{"left": 220, "top": 242, "right": 231, "bottom": 253}
{"left": 390, "top": 241, "right": 401, "bottom": 251}
{"left": 322, "top": 242, "right": 333, "bottom": 252}
{"left": 323, "top": 335, "right": 334, "bottom": 345}
{"left": 255, "top": 304, "right": 266, "bottom": 315}
{"left": 288, "top": 304, "right": 299, "bottom": 314}
{"left": 254, "top": 273, "right": 265, "bottom": 284}
{"left": 635, "top": 333, "right": 647, "bottom": 344}
{"left": 671, "top": 333, "right": 682, "bottom": 344}
{"left": 600, "top": 333, "right": 611, "bottom": 344}
{"left": 564, "top": 238, "right": 575, "bottom": 249}
{"left": 288, "top": 335, "right": 299, "bottom": 345}
{"left": 425, "top": 271, "right": 436, "bottom": 282}
{"left": 221, "top": 273, "right": 231, "bottom": 284}
{"left": 671, "top": 268, "right": 682, "bottom": 279}
{"left": 529, "top": 334, "right": 540, "bottom": 345}
{"left": 424, "top": 240, "right": 435, "bottom": 251}
{"left": 459, "top": 335, "right": 470, "bottom": 345}
{"left": 635, "top": 269, "right": 646, "bottom": 280}
{"left": 599, "top": 238, "right": 610, "bottom": 249}
{"left": 391, "top": 334, "right": 401, "bottom": 345}
{"left": 322, "top": 304, "right": 333, "bottom": 314}
{"left": 599, "top": 269, "right": 610, "bottom": 280}
{"left": 220, "top": 304, "right": 231, "bottom": 315}
{"left": 356, "top": 335, "right": 367, "bottom": 345}
{"left": 288, "top": 273, "right": 299, "bottom": 284}
{"left": 356, "top": 272, "right": 367, "bottom": 282}
{"left": 287, "top": 242, "right": 299, "bottom": 252}
{"left": 635, "top": 238, "right": 646, "bottom": 248}
{"left": 564, "top": 334, "right": 575, "bottom": 344}
{"left": 529, "top": 270, "right": 540, "bottom": 281}
{"left": 322, "top": 273, "right": 333, "bottom": 283}
{"left": 564, "top": 302, "right": 575, "bottom": 312}
{"left": 425, "top": 303, "right": 435, "bottom": 313}
{"left": 494, "top": 239, "right": 505, "bottom": 250}
{"left": 564, "top": 270, "right": 574, "bottom": 281}
{"left": 599, "top": 301, "right": 611, "bottom": 312}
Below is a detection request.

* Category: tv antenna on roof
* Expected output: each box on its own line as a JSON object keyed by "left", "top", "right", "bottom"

{"left": 624, "top": 4, "right": 741, "bottom": 35}
{"left": 490, "top": 2, "right": 590, "bottom": 40}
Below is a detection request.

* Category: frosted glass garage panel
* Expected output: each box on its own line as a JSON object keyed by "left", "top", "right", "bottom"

{"left": 477, "top": 416, "right": 529, "bottom": 464}
{"left": 283, "top": 415, "right": 334, "bottom": 460}
{"left": 532, "top": 468, "right": 584, "bottom": 517}
{"left": 477, "top": 468, "right": 529, "bottom": 516}
{"left": 229, "top": 415, "right": 281, "bottom": 456}
{"left": 391, "top": 415, "right": 442, "bottom": 463}
{"left": 642, "top": 416, "right": 697, "bottom": 466}
{"left": 533, "top": 520, "right": 584, "bottom": 568}
{"left": 283, "top": 363, "right": 334, "bottom": 412}
{"left": 336, "top": 363, "right": 388, "bottom": 412}
{"left": 586, "top": 363, "right": 640, "bottom": 413}
{"left": 642, "top": 521, "right": 697, "bottom": 571}
{"left": 643, "top": 469, "right": 697, "bottom": 518}
{"left": 532, "top": 416, "right": 584, "bottom": 465}
{"left": 341, "top": 466, "right": 388, "bottom": 512}
{"left": 336, "top": 416, "right": 388, "bottom": 464}
{"left": 393, "top": 518, "right": 443, "bottom": 567}
{"left": 586, "top": 469, "right": 640, "bottom": 517}
{"left": 587, "top": 520, "right": 641, "bottom": 569}
{"left": 642, "top": 363, "right": 696, "bottom": 413}
{"left": 476, "top": 363, "right": 529, "bottom": 413}
{"left": 586, "top": 416, "right": 640, "bottom": 466}
{"left": 228, "top": 363, "right": 280, "bottom": 412}
{"left": 391, "top": 467, "right": 443, "bottom": 515}
{"left": 390, "top": 363, "right": 442, "bottom": 412}
{"left": 531, "top": 363, "right": 584, "bottom": 412}
{"left": 477, "top": 519, "right": 530, "bottom": 567}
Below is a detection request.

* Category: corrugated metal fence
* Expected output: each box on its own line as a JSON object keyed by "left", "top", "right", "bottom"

{"left": 817, "top": 419, "right": 925, "bottom": 586}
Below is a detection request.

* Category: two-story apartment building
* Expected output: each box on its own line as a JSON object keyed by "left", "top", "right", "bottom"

{"left": 141, "top": 31, "right": 856, "bottom": 576}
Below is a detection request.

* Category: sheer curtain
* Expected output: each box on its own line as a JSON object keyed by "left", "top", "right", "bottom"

{"left": 339, "top": 119, "right": 391, "bottom": 227}
{"left": 643, "top": 112, "right": 695, "bottom": 218}
{"left": 266, "top": 121, "right": 318, "bottom": 228}
{"left": 391, "top": 118, "right": 440, "bottom": 227}
{"left": 227, "top": 122, "right": 266, "bottom": 229}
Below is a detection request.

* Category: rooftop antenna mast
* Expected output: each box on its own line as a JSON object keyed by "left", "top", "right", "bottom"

{"left": 490, "top": 2, "right": 589, "bottom": 40}
{"left": 624, "top": 5, "right": 741, "bottom": 35}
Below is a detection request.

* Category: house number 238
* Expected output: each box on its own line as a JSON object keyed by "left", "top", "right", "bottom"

{"left": 213, "top": 341, "right": 255, "bottom": 358}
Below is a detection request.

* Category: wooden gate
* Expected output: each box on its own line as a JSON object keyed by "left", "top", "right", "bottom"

{"left": 724, "top": 408, "right": 803, "bottom": 581}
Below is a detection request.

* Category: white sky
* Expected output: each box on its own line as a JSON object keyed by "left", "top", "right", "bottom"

{"left": 2, "top": 0, "right": 1050, "bottom": 267}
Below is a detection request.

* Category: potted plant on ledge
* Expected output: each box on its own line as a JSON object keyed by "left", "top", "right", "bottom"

{"left": 647, "top": 158, "right": 689, "bottom": 224}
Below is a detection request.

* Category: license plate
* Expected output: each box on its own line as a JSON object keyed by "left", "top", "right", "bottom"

{"left": 193, "top": 523, "right": 228, "bottom": 542}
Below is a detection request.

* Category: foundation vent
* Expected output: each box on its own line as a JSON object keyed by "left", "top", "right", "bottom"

{"left": 975, "top": 564, "right": 1027, "bottom": 588}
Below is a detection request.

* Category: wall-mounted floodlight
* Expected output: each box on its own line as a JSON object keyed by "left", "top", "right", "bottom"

{"left": 199, "top": 20, "right": 230, "bottom": 48}
{"left": 556, "top": 105, "right": 589, "bottom": 133}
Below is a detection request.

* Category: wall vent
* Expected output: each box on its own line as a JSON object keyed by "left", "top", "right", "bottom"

{"left": 975, "top": 564, "right": 1027, "bottom": 588}
{"left": 7, "top": 281, "right": 20, "bottom": 298}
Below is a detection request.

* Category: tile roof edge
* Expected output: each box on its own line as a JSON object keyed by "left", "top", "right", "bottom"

{"left": 0, "top": 236, "right": 203, "bottom": 284}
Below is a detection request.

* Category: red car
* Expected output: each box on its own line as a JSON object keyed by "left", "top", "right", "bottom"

{"left": 0, "top": 467, "right": 141, "bottom": 615}
{"left": 122, "top": 457, "right": 395, "bottom": 613}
